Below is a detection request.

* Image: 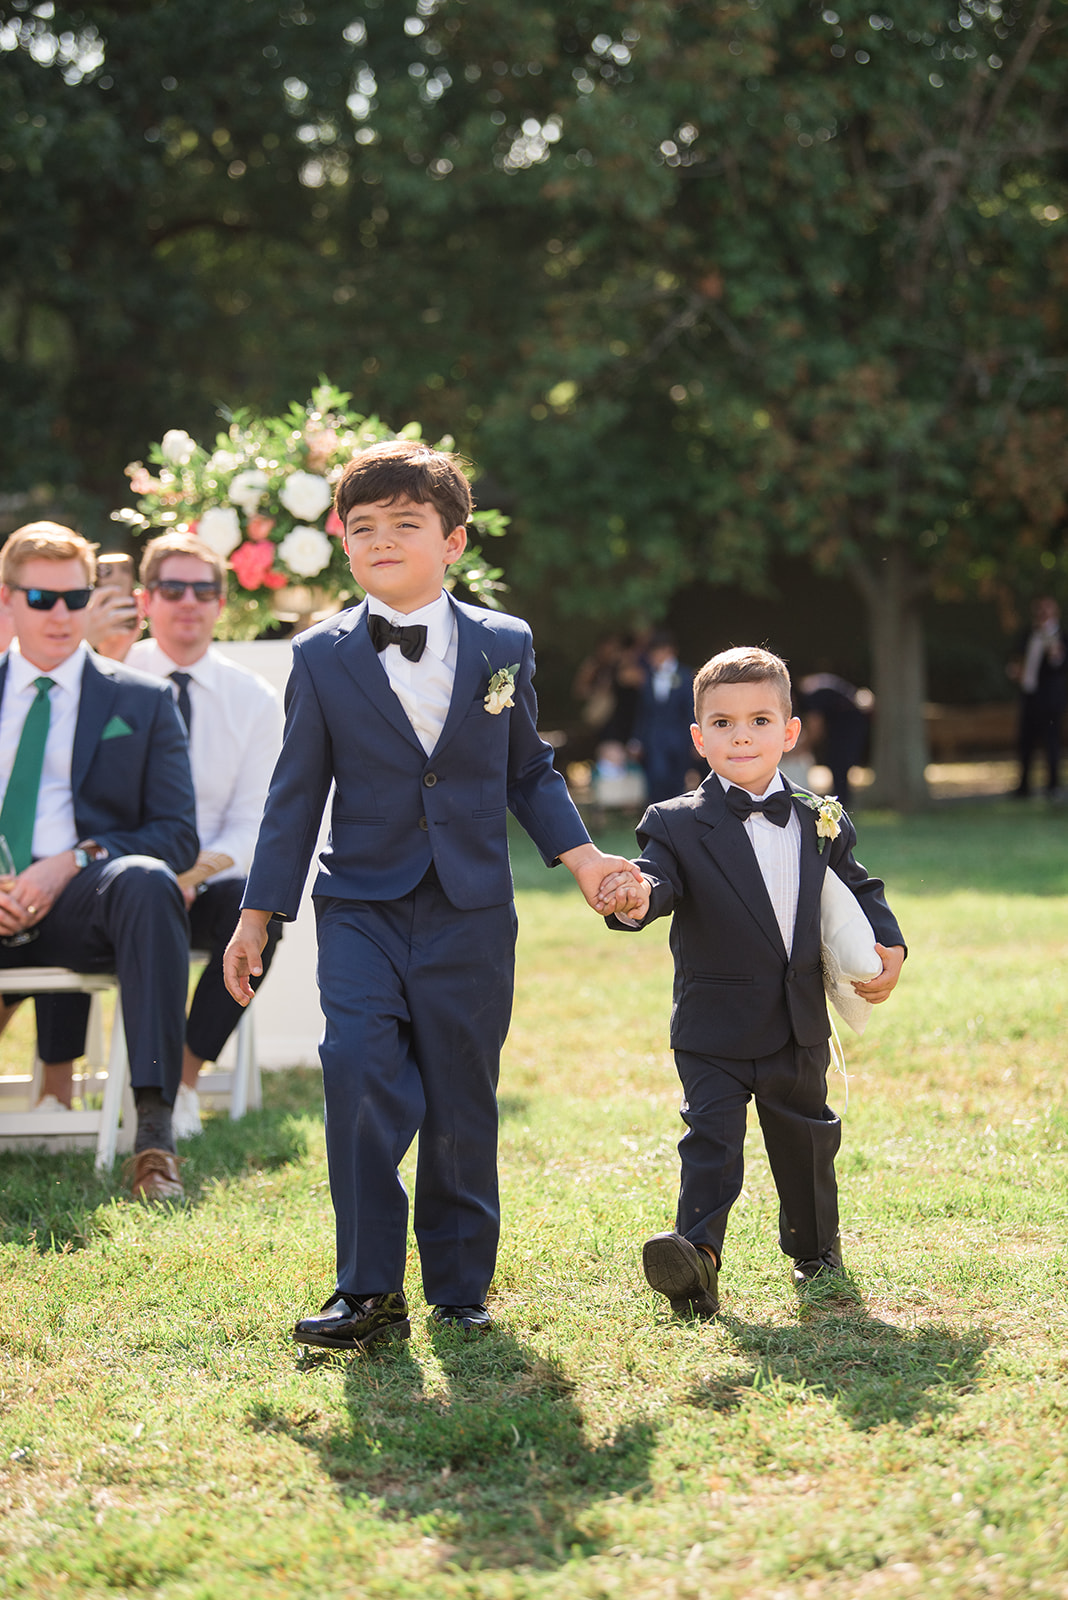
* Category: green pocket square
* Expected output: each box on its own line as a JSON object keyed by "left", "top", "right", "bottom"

{"left": 101, "top": 715, "right": 133, "bottom": 741}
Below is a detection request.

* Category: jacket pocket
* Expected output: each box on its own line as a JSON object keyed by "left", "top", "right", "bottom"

{"left": 688, "top": 974, "right": 754, "bottom": 986}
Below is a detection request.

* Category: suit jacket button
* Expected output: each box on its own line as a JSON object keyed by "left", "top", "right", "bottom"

{"left": 423, "top": 772, "right": 437, "bottom": 787}
{"left": 418, "top": 816, "right": 429, "bottom": 831}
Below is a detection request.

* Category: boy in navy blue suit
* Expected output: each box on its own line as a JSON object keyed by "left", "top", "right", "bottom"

{"left": 604, "top": 646, "right": 905, "bottom": 1316}
{"left": 224, "top": 442, "right": 638, "bottom": 1350}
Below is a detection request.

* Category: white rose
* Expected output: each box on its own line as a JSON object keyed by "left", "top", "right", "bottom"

{"left": 279, "top": 469, "right": 333, "bottom": 522}
{"left": 228, "top": 468, "right": 270, "bottom": 514}
{"left": 160, "top": 429, "right": 196, "bottom": 465}
{"left": 484, "top": 687, "right": 515, "bottom": 715}
{"left": 278, "top": 524, "right": 333, "bottom": 578}
{"left": 196, "top": 505, "right": 242, "bottom": 558}
{"left": 209, "top": 449, "right": 239, "bottom": 474}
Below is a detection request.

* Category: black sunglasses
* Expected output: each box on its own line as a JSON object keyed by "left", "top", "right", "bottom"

{"left": 149, "top": 580, "right": 223, "bottom": 602}
{"left": 11, "top": 585, "right": 94, "bottom": 611}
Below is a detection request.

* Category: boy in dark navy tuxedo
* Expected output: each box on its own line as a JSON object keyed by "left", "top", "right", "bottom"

{"left": 224, "top": 442, "right": 639, "bottom": 1350}
{"left": 604, "top": 646, "right": 905, "bottom": 1316}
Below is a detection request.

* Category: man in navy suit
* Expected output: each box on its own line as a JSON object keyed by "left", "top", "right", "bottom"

{"left": 0, "top": 523, "right": 197, "bottom": 1199}
{"left": 632, "top": 631, "right": 701, "bottom": 803}
{"left": 224, "top": 441, "right": 639, "bottom": 1351}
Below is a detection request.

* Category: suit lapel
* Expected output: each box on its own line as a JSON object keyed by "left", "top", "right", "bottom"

{"left": 71, "top": 653, "right": 118, "bottom": 796}
{"left": 429, "top": 599, "right": 488, "bottom": 760}
{"left": 693, "top": 778, "right": 789, "bottom": 959}
{"left": 333, "top": 602, "right": 426, "bottom": 755}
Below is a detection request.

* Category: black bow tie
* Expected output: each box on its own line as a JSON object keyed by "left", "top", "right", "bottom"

{"left": 725, "top": 786, "right": 793, "bottom": 827}
{"left": 367, "top": 612, "right": 428, "bottom": 663}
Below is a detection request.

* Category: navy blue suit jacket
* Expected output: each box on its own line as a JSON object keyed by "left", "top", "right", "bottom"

{"left": 609, "top": 774, "right": 904, "bottom": 1059}
{"left": 243, "top": 596, "right": 591, "bottom": 918}
{"left": 0, "top": 648, "right": 198, "bottom": 872}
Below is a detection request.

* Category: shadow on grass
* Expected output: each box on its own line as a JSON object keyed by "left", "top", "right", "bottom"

{"left": 0, "top": 1066, "right": 322, "bottom": 1252}
{"left": 254, "top": 1326, "right": 656, "bottom": 1568}
{"left": 703, "top": 1304, "right": 991, "bottom": 1430}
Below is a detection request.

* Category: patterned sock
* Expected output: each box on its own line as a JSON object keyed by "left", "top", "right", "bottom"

{"left": 133, "top": 1087, "right": 175, "bottom": 1154}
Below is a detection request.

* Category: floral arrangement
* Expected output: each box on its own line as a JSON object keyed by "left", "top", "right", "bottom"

{"left": 792, "top": 791, "right": 844, "bottom": 852}
{"left": 112, "top": 381, "right": 508, "bottom": 639}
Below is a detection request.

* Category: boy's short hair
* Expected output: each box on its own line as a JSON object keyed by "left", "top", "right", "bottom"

{"left": 139, "top": 531, "right": 227, "bottom": 592}
{"left": 0, "top": 521, "right": 97, "bottom": 587}
{"left": 334, "top": 440, "right": 473, "bottom": 534}
{"left": 693, "top": 646, "right": 793, "bottom": 721}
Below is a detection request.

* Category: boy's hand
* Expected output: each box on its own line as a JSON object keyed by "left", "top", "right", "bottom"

{"left": 223, "top": 910, "right": 272, "bottom": 1005}
{"left": 597, "top": 869, "right": 651, "bottom": 921}
{"left": 559, "top": 843, "right": 641, "bottom": 913}
{"left": 853, "top": 943, "right": 905, "bottom": 1004}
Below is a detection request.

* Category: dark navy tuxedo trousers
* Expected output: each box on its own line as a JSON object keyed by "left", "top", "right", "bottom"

{"left": 314, "top": 873, "right": 517, "bottom": 1306}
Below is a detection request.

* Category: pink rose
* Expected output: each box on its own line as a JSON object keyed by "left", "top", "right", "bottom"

{"left": 247, "top": 515, "right": 276, "bottom": 541}
{"left": 231, "top": 539, "right": 285, "bottom": 591}
{"left": 325, "top": 508, "right": 344, "bottom": 536}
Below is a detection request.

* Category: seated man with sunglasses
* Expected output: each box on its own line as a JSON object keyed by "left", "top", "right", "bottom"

{"left": 0, "top": 521, "right": 197, "bottom": 1197}
{"left": 43, "top": 531, "right": 284, "bottom": 1140}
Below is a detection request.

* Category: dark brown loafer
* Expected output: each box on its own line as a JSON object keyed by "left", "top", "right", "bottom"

{"left": 125, "top": 1148, "right": 184, "bottom": 1204}
{"left": 643, "top": 1231, "right": 719, "bottom": 1318}
{"left": 293, "top": 1291, "right": 410, "bottom": 1351}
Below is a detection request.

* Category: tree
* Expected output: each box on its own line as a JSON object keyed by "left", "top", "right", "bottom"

{"left": 2, "top": 0, "right": 1066, "bottom": 806}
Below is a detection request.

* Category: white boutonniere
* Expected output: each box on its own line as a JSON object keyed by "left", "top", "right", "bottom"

{"left": 791, "top": 791, "right": 843, "bottom": 853}
{"left": 484, "top": 658, "right": 519, "bottom": 715}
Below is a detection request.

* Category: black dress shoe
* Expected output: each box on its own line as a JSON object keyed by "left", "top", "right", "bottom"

{"left": 293, "top": 1291, "right": 410, "bottom": 1351}
{"left": 429, "top": 1304, "right": 493, "bottom": 1334}
{"left": 642, "top": 1231, "right": 719, "bottom": 1318}
{"left": 792, "top": 1239, "right": 844, "bottom": 1288}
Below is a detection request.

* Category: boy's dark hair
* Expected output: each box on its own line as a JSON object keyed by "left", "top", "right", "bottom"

{"left": 693, "top": 646, "right": 793, "bottom": 721}
{"left": 334, "top": 440, "right": 473, "bottom": 533}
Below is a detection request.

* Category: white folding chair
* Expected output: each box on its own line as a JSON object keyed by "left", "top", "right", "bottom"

{"left": 187, "top": 948, "right": 261, "bottom": 1119}
{"left": 0, "top": 968, "right": 135, "bottom": 1170}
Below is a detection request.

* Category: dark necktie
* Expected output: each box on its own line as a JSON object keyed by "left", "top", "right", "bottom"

{"left": 169, "top": 671, "right": 193, "bottom": 735}
{"left": 0, "top": 675, "right": 55, "bottom": 870}
{"left": 725, "top": 786, "right": 793, "bottom": 828}
{"left": 367, "top": 612, "right": 428, "bottom": 663}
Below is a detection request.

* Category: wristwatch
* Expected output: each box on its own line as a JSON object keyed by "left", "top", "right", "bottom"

{"left": 73, "top": 841, "right": 108, "bottom": 871}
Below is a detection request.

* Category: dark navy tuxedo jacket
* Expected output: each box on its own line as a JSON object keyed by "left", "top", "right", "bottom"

{"left": 0, "top": 648, "right": 198, "bottom": 872}
{"left": 243, "top": 596, "right": 590, "bottom": 918}
{"left": 609, "top": 774, "right": 904, "bottom": 1060}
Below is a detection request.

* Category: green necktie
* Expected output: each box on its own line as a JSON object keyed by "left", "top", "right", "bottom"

{"left": 0, "top": 675, "right": 55, "bottom": 871}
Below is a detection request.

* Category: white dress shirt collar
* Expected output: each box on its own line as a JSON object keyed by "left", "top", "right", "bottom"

{"left": 134, "top": 638, "right": 220, "bottom": 689}
{"left": 7, "top": 637, "right": 88, "bottom": 697}
{"left": 366, "top": 590, "right": 454, "bottom": 663}
{"left": 716, "top": 769, "right": 787, "bottom": 801}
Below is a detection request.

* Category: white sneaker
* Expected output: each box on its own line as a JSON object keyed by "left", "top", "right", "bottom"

{"left": 172, "top": 1083, "right": 203, "bottom": 1139}
{"left": 34, "top": 1094, "right": 71, "bottom": 1113}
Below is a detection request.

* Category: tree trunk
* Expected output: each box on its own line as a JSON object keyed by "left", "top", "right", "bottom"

{"left": 850, "top": 542, "right": 930, "bottom": 811}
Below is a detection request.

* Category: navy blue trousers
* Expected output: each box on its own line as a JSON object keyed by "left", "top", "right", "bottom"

{"left": 674, "top": 1039, "right": 841, "bottom": 1265}
{"left": 315, "top": 876, "right": 517, "bottom": 1306}
{"left": 33, "top": 876, "right": 282, "bottom": 1067}
{"left": 0, "top": 856, "right": 188, "bottom": 1101}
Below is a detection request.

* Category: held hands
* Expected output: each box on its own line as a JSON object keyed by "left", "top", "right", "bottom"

{"left": 558, "top": 843, "right": 643, "bottom": 915}
{"left": 596, "top": 867, "right": 651, "bottom": 920}
{"left": 223, "top": 910, "right": 271, "bottom": 1006}
{"left": 853, "top": 943, "right": 905, "bottom": 1004}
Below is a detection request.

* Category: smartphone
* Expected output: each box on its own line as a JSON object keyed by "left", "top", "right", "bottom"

{"left": 96, "top": 553, "right": 140, "bottom": 629}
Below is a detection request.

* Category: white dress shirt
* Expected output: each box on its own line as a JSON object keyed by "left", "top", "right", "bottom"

{"left": 0, "top": 640, "right": 87, "bottom": 859}
{"left": 127, "top": 639, "right": 283, "bottom": 880}
{"left": 366, "top": 592, "right": 457, "bottom": 756}
{"left": 719, "top": 771, "right": 801, "bottom": 955}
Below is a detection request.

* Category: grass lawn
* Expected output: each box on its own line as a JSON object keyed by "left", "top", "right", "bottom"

{"left": 2, "top": 801, "right": 1067, "bottom": 1598}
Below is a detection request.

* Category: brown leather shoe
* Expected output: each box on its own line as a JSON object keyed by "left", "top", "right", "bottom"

{"left": 125, "top": 1148, "right": 184, "bottom": 1203}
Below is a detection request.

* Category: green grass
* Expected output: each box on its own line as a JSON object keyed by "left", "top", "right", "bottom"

{"left": 2, "top": 801, "right": 1068, "bottom": 1597}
